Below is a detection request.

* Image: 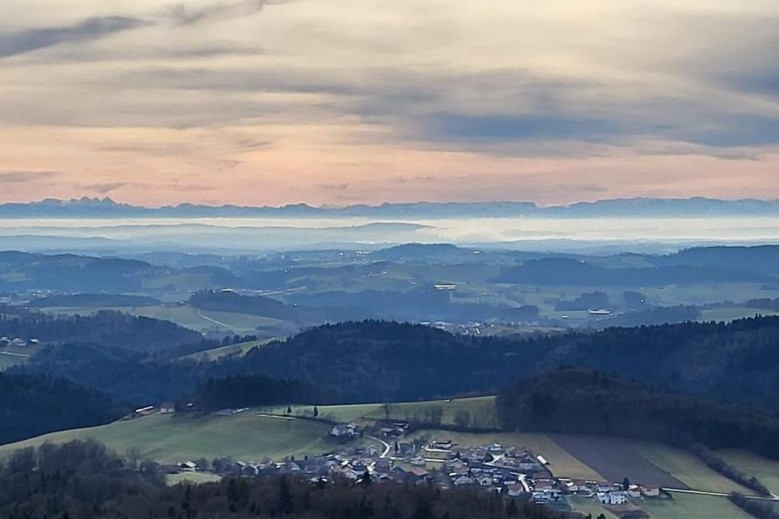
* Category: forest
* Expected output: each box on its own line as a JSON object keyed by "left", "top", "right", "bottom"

{"left": 496, "top": 369, "right": 779, "bottom": 459}
{"left": 0, "top": 310, "right": 206, "bottom": 352}
{"left": 0, "top": 373, "right": 122, "bottom": 445}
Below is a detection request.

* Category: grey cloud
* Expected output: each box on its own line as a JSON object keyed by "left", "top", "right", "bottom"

{"left": 165, "top": 0, "right": 272, "bottom": 26}
{"left": 0, "top": 16, "right": 147, "bottom": 59}
{"left": 318, "top": 183, "right": 350, "bottom": 191}
{"left": 83, "top": 182, "right": 129, "bottom": 194}
{"left": 0, "top": 171, "right": 60, "bottom": 183}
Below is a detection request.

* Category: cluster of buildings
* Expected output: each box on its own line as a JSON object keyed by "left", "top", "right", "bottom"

{"left": 177, "top": 444, "right": 431, "bottom": 486}
{"left": 168, "top": 416, "right": 666, "bottom": 516}
{"left": 0, "top": 336, "right": 38, "bottom": 348}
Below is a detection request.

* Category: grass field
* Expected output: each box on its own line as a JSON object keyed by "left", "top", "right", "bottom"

{"left": 0, "top": 352, "right": 29, "bottom": 370}
{"left": 0, "top": 344, "right": 42, "bottom": 371}
{"left": 571, "top": 493, "right": 756, "bottom": 519}
{"left": 718, "top": 449, "right": 779, "bottom": 495}
{"left": 699, "top": 307, "right": 779, "bottom": 322}
{"left": 0, "top": 412, "right": 376, "bottom": 465}
{"left": 553, "top": 435, "right": 687, "bottom": 488}
{"left": 633, "top": 443, "right": 752, "bottom": 494}
{"left": 179, "top": 338, "right": 277, "bottom": 361}
{"left": 568, "top": 496, "right": 619, "bottom": 518}
{"left": 165, "top": 472, "right": 223, "bottom": 486}
{"left": 264, "top": 396, "right": 499, "bottom": 428}
{"left": 42, "top": 304, "right": 299, "bottom": 338}
{"left": 641, "top": 493, "right": 753, "bottom": 519}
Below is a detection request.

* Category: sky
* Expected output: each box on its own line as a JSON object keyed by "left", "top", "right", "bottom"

{"left": 0, "top": 0, "right": 778, "bottom": 207}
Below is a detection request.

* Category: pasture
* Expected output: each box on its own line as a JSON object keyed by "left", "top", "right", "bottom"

{"left": 263, "top": 396, "right": 499, "bottom": 429}
{"left": 718, "top": 449, "right": 779, "bottom": 495}
{"left": 179, "top": 338, "right": 277, "bottom": 361}
{"left": 0, "top": 412, "right": 375, "bottom": 465}
{"left": 40, "top": 304, "right": 299, "bottom": 338}
{"left": 640, "top": 493, "right": 753, "bottom": 519}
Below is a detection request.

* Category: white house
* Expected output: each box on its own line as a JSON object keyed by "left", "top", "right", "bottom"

{"left": 598, "top": 491, "right": 629, "bottom": 505}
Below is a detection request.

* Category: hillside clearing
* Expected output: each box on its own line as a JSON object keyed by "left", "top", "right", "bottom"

{"left": 262, "top": 396, "right": 498, "bottom": 428}
{"left": 179, "top": 338, "right": 276, "bottom": 361}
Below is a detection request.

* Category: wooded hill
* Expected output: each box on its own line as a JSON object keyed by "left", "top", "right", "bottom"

{"left": 497, "top": 369, "right": 779, "bottom": 459}
{"left": 17, "top": 316, "right": 779, "bottom": 411}
{"left": 0, "top": 373, "right": 122, "bottom": 445}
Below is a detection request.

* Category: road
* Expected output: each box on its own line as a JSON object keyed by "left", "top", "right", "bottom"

{"left": 367, "top": 435, "right": 391, "bottom": 458}
{"left": 0, "top": 351, "right": 30, "bottom": 358}
{"left": 198, "top": 310, "right": 233, "bottom": 329}
{"left": 666, "top": 488, "right": 779, "bottom": 502}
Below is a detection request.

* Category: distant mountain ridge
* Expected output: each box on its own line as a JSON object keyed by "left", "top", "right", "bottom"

{"left": 2, "top": 196, "right": 779, "bottom": 218}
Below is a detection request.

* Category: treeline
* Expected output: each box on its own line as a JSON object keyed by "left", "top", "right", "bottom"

{"left": 0, "top": 310, "right": 206, "bottom": 352}
{"left": 0, "top": 440, "right": 563, "bottom": 519}
{"left": 690, "top": 444, "right": 771, "bottom": 496}
{"left": 193, "top": 375, "right": 319, "bottom": 411}
{"left": 0, "top": 373, "right": 123, "bottom": 445}
{"left": 496, "top": 369, "right": 779, "bottom": 459}
{"left": 20, "top": 316, "right": 779, "bottom": 412}
{"left": 27, "top": 293, "right": 161, "bottom": 308}
{"left": 494, "top": 258, "right": 769, "bottom": 286}
{"left": 188, "top": 290, "right": 324, "bottom": 325}
{"left": 729, "top": 493, "right": 779, "bottom": 519}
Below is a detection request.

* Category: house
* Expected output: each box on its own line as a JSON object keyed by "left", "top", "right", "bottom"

{"left": 627, "top": 485, "right": 642, "bottom": 498}
{"left": 596, "top": 482, "right": 615, "bottom": 493}
{"left": 453, "top": 475, "right": 475, "bottom": 486}
{"left": 374, "top": 459, "right": 392, "bottom": 475}
{"left": 10, "top": 338, "right": 26, "bottom": 347}
{"left": 160, "top": 402, "right": 176, "bottom": 414}
{"left": 180, "top": 461, "right": 197, "bottom": 472}
{"left": 598, "top": 491, "right": 629, "bottom": 505}
{"left": 534, "top": 478, "right": 556, "bottom": 492}
{"left": 477, "top": 476, "right": 493, "bottom": 487}
{"left": 505, "top": 483, "right": 525, "bottom": 497}
{"left": 432, "top": 439, "right": 454, "bottom": 450}
{"left": 330, "top": 423, "right": 360, "bottom": 439}
{"left": 641, "top": 486, "right": 661, "bottom": 498}
{"left": 134, "top": 405, "right": 156, "bottom": 417}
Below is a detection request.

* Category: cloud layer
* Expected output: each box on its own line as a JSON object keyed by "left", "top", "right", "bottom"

{"left": 0, "top": 0, "right": 777, "bottom": 205}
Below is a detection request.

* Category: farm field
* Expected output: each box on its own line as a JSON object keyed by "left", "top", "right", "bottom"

{"left": 718, "top": 449, "right": 779, "bottom": 495}
{"left": 0, "top": 344, "right": 42, "bottom": 371}
{"left": 0, "top": 412, "right": 375, "bottom": 465}
{"left": 0, "top": 351, "right": 30, "bottom": 370}
{"left": 41, "top": 304, "right": 299, "bottom": 338}
{"left": 263, "top": 396, "right": 499, "bottom": 429}
{"left": 567, "top": 496, "right": 619, "bottom": 519}
{"left": 634, "top": 442, "right": 753, "bottom": 494}
{"left": 552, "top": 434, "right": 688, "bottom": 489}
{"left": 179, "top": 338, "right": 276, "bottom": 361}
{"left": 165, "top": 472, "right": 223, "bottom": 486}
{"left": 571, "top": 493, "right": 755, "bottom": 519}
{"left": 699, "top": 307, "right": 778, "bottom": 322}
{"left": 641, "top": 493, "right": 753, "bottom": 519}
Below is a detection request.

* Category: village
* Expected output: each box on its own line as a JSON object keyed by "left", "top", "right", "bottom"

{"left": 167, "top": 414, "right": 667, "bottom": 516}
